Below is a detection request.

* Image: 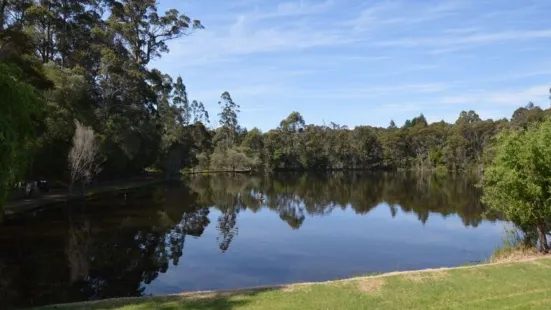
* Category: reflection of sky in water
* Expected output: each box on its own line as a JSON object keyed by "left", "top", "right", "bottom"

{"left": 144, "top": 203, "right": 506, "bottom": 295}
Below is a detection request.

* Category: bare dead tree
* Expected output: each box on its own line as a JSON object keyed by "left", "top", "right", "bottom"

{"left": 68, "top": 120, "right": 101, "bottom": 194}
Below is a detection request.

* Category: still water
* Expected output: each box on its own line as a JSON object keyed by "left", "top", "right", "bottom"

{"left": 0, "top": 172, "right": 506, "bottom": 308}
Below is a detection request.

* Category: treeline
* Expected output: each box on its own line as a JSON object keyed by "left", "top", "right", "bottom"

{"left": 218, "top": 104, "right": 550, "bottom": 172}
{"left": 2, "top": 1, "right": 551, "bottom": 207}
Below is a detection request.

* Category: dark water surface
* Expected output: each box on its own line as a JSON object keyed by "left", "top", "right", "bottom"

{"left": 0, "top": 172, "right": 506, "bottom": 309}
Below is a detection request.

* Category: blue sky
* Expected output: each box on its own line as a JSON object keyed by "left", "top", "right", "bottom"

{"left": 153, "top": 0, "right": 551, "bottom": 131}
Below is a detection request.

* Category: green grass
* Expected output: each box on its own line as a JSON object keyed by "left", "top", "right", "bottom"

{"left": 37, "top": 257, "right": 551, "bottom": 310}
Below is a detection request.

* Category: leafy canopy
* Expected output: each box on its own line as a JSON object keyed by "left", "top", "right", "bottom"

{"left": 481, "top": 117, "right": 551, "bottom": 249}
{"left": 0, "top": 63, "right": 43, "bottom": 206}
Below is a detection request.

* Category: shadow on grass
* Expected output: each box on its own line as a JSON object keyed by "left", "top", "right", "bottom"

{"left": 39, "top": 287, "right": 278, "bottom": 310}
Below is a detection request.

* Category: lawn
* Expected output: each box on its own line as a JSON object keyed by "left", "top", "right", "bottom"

{"left": 37, "top": 257, "right": 551, "bottom": 310}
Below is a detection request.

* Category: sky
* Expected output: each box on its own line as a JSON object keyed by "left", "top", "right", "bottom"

{"left": 153, "top": 0, "right": 551, "bottom": 131}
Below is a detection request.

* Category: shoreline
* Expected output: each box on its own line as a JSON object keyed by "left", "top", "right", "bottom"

{"left": 3, "top": 177, "right": 164, "bottom": 216}
{"left": 37, "top": 255, "right": 550, "bottom": 309}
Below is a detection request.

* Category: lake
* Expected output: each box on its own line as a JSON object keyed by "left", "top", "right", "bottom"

{"left": 0, "top": 172, "right": 507, "bottom": 309}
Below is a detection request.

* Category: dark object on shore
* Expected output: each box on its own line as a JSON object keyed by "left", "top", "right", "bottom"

{"left": 24, "top": 180, "right": 49, "bottom": 196}
{"left": 38, "top": 180, "right": 49, "bottom": 193}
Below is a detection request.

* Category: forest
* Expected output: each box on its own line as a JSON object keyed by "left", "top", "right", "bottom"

{"left": 2, "top": 0, "right": 551, "bottom": 209}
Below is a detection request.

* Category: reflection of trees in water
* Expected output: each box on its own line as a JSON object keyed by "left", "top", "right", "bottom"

{"left": 187, "top": 171, "right": 501, "bottom": 232}
{"left": 66, "top": 218, "right": 91, "bottom": 284}
{"left": 0, "top": 185, "right": 211, "bottom": 309}
{"left": 217, "top": 207, "right": 238, "bottom": 252}
{"left": 180, "top": 171, "right": 500, "bottom": 258}
{"left": 168, "top": 207, "right": 210, "bottom": 265}
{"left": 277, "top": 205, "right": 305, "bottom": 230}
{"left": 0, "top": 173, "right": 501, "bottom": 309}
{"left": 187, "top": 175, "right": 252, "bottom": 252}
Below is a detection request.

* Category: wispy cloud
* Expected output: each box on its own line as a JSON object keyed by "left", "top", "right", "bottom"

{"left": 246, "top": 0, "right": 335, "bottom": 21}
{"left": 371, "top": 84, "right": 550, "bottom": 126}
{"left": 287, "top": 83, "right": 451, "bottom": 101}
{"left": 347, "top": 0, "right": 466, "bottom": 32}
{"left": 159, "top": 12, "right": 354, "bottom": 68}
{"left": 375, "top": 29, "right": 551, "bottom": 48}
{"left": 440, "top": 84, "right": 550, "bottom": 107}
{"left": 153, "top": 0, "right": 551, "bottom": 131}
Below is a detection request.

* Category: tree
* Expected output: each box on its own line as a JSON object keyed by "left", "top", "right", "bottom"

{"left": 0, "top": 63, "right": 43, "bottom": 209}
{"left": 191, "top": 100, "right": 209, "bottom": 124}
{"left": 481, "top": 118, "right": 551, "bottom": 252}
{"left": 411, "top": 114, "right": 428, "bottom": 127}
{"left": 31, "top": 62, "right": 89, "bottom": 181}
{"left": 216, "top": 91, "right": 240, "bottom": 150}
{"left": 107, "top": 0, "right": 204, "bottom": 65}
{"left": 442, "top": 133, "right": 468, "bottom": 170}
{"left": 172, "top": 76, "right": 190, "bottom": 125}
{"left": 280, "top": 111, "right": 305, "bottom": 133}
{"left": 0, "top": 0, "right": 208, "bottom": 185}
{"left": 510, "top": 104, "right": 544, "bottom": 129}
{"left": 241, "top": 128, "right": 263, "bottom": 152}
{"left": 68, "top": 120, "right": 101, "bottom": 193}
{"left": 455, "top": 110, "right": 481, "bottom": 125}
{"left": 403, "top": 114, "right": 427, "bottom": 129}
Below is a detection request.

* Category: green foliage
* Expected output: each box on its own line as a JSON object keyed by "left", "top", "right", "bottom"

{"left": 279, "top": 111, "right": 305, "bottom": 132}
{"left": 481, "top": 118, "right": 551, "bottom": 251}
{"left": 0, "top": 63, "right": 43, "bottom": 207}
{"left": 173, "top": 76, "right": 190, "bottom": 125}
{"left": 256, "top": 107, "right": 549, "bottom": 172}
{"left": 0, "top": 0, "right": 209, "bottom": 183}
{"left": 455, "top": 110, "right": 482, "bottom": 125}
{"left": 107, "top": 0, "right": 203, "bottom": 65}
{"left": 210, "top": 147, "right": 259, "bottom": 171}
{"left": 216, "top": 91, "right": 240, "bottom": 150}
{"left": 2, "top": 0, "right": 551, "bottom": 213}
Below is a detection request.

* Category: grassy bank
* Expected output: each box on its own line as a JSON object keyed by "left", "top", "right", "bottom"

{"left": 37, "top": 257, "right": 551, "bottom": 310}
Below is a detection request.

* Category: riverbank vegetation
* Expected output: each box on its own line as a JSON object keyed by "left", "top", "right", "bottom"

{"left": 37, "top": 257, "right": 551, "bottom": 310}
{"left": 481, "top": 118, "right": 551, "bottom": 252}
{"left": 2, "top": 1, "right": 551, "bottom": 214}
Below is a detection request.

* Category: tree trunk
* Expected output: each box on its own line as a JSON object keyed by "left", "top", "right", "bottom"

{"left": 0, "top": 0, "right": 7, "bottom": 31}
{"left": 69, "top": 178, "right": 74, "bottom": 196}
{"left": 537, "top": 224, "right": 549, "bottom": 253}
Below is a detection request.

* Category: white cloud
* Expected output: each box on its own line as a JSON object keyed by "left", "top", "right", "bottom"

{"left": 158, "top": 17, "right": 354, "bottom": 69}
{"left": 156, "top": 0, "right": 551, "bottom": 69}
{"left": 476, "top": 2, "right": 543, "bottom": 21}
{"left": 346, "top": 1, "right": 399, "bottom": 31}
{"left": 190, "top": 83, "right": 289, "bottom": 103}
{"left": 372, "top": 84, "right": 551, "bottom": 125}
{"left": 375, "top": 29, "right": 551, "bottom": 48}
{"left": 347, "top": 0, "right": 465, "bottom": 32}
{"left": 353, "top": 83, "right": 449, "bottom": 94}
{"left": 248, "top": 0, "right": 335, "bottom": 21}
{"left": 159, "top": 0, "right": 474, "bottom": 68}
{"left": 442, "top": 27, "right": 480, "bottom": 35}
{"left": 440, "top": 84, "right": 550, "bottom": 107}
{"left": 152, "top": 0, "right": 551, "bottom": 131}
{"left": 285, "top": 83, "right": 451, "bottom": 101}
